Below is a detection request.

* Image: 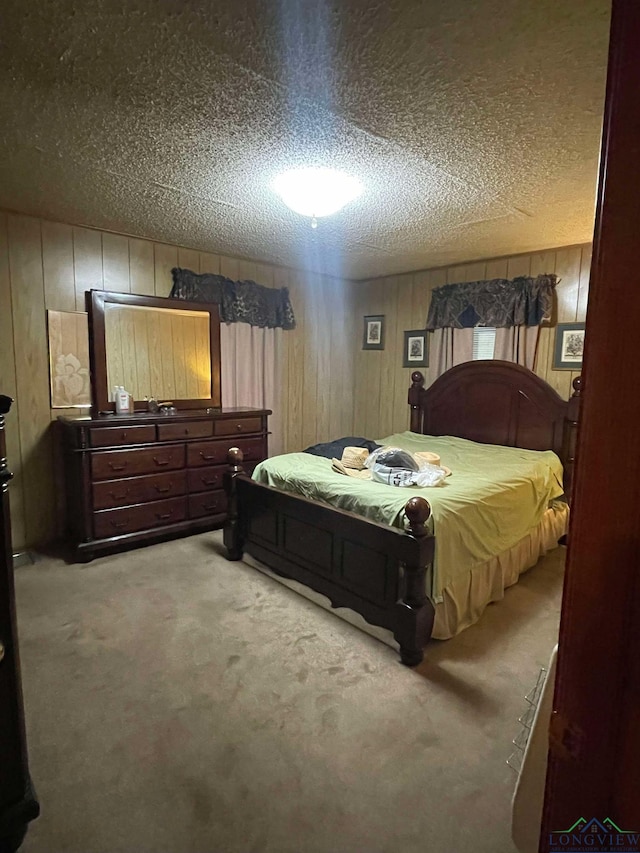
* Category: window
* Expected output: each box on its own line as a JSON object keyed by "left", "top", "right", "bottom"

{"left": 472, "top": 326, "right": 496, "bottom": 360}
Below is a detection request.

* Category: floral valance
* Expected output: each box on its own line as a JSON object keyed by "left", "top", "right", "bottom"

{"left": 170, "top": 267, "right": 296, "bottom": 330}
{"left": 425, "top": 274, "right": 557, "bottom": 330}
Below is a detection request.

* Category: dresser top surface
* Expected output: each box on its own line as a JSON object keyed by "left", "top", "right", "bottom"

{"left": 58, "top": 407, "right": 271, "bottom": 427}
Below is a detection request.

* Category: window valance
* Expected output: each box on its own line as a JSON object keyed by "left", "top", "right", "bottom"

{"left": 425, "top": 274, "right": 557, "bottom": 330}
{"left": 170, "top": 267, "right": 296, "bottom": 330}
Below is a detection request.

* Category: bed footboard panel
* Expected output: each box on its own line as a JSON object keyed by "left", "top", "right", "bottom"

{"left": 226, "top": 472, "right": 435, "bottom": 664}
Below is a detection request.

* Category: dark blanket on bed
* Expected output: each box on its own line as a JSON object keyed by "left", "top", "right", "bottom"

{"left": 303, "top": 436, "right": 382, "bottom": 459}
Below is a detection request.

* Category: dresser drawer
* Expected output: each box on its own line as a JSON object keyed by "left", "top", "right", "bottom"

{"left": 188, "top": 491, "right": 227, "bottom": 519}
{"left": 187, "top": 465, "right": 225, "bottom": 493}
{"left": 157, "top": 421, "right": 213, "bottom": 442}
{"left": 234, "top": 438, "right": 267, "bottom": 463}
{"left": 214, "top": 417, "right": 263, "bottom": 436}
{"left": 91, "top": 445, "right": 186, "bottom": 480}
{"left": 90, "top": 424, "right": 156, "bottom": 447}
{"left": 187, "top": 437, "right": 265, "bottom": 468}
{"left": 94, "top": 497, "right": 187, "bottom": 539}
{"left": 93, "top": 471, "right": 187, "bottom": 511}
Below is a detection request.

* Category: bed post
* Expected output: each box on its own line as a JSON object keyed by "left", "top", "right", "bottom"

{"left": 408, "top": 371, "right": 425, "bottom": 433}
{"left": 562, "top": 375, "right": 582, "bottom": 501}
{"left": 224, "top": 447, "right": 245, "bottom": 560}
{"left": 394, "top": 496, "right": 435, "bottom": 667}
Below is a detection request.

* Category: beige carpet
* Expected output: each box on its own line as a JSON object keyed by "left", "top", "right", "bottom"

{"left": 14, "top": 532, "right": 565, "bottom": 853}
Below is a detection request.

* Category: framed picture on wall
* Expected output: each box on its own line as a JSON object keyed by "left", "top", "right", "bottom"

{"left": 553, "top": 322, "right": 586, "bottom": 370}
{"left": 402, "top": 329, "right": 429, "bottom": 368}
{"left": 47, "top": 310, "right": 92, "bottom": 408}
{"left": 362, "top": 315, "right": 385, "bottom": 350}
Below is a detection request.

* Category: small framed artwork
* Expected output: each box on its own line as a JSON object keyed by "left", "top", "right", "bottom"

{"left": 47, "top": 310, "right": 92, "bottom": 408}
{"left": 363, "top": 315, "right": 385, "bottom": 350}
{"left": 403, "top": 329, "right": 429, "bottom": 368}
{"left": 553, "top": 322, "right": 586, "bottom": 370}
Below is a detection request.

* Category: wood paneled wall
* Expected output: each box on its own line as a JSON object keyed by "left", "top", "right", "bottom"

{"left": 0, "top": 211, "right": 355, "bottom": 551}
{"left": 351, "top": 244, "right": 591, "bottom": 437}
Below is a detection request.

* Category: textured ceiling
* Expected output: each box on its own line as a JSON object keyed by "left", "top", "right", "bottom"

{"left": 0, "top": 0, "right": 611, "bottom": 280}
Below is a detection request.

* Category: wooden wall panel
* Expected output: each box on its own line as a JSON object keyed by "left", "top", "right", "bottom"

{"left": 177, "top": 247, "right": 200, "bottom": 273}
{"left": 448, "top": 260, "right": 487, "bottom": 284}
{"left": 153, "top": 243, "right": 178, "bottom": 297}
{"left": 236, "top": 259, "right": 257, "bottom": 283}
{"left": 129, "top": 238, "right": 155, "bottom": 296}
{"left": 0, "top": 210, "right": 352, "bottom": 548}
{"left": 199, "top": 252, "right": 220, "bottom": 276}
{"left": 484, "top": 258, "right": 508, "bottom": 280}
{"left": 530, "top": 249, "right": 558, "bottom": 392}
{"left": 42, "top": 221, "right": 75, "bottom": 312}
{"left": 351, "top": 282, "right": 369, "bottom": 437}
{"left": 271, "top": 267, "right": 290, "bottom": 456}
{"left": 73, "top": 227, "right": 103, "bottom": 310}
{"left": 254, "top": 263, "right": 274, "bottom": 287}
{"left": 285, "top": 271, "right": 305, "bottom": 453}
{"left": 361, "top": 279, "right": 386, "bottom": 438}
{"left": 378, "top": 277, "right": 400, "bottom": 437}
{"left": 313, "top": 276, "right": 332, "bottom": 445}
{"left": 7, "top": 214, "right": 56, "bottom": 547}
{"left": 335, "top": 274, "right": 357, "bottom": 439}
{"left": 506, "top": 254, "right": 532, "bottom": 279}
{"left": 219, "top": 255, "right": 239, "bottom": 281}
{"left": 102, "top": 233, "right": 130, "bottom": 293}
{"left": 300, "top": 273, "right": 321, "bottom": 450}
{"left": 547, "top": 246, "right": 583, "bottom": 399}
{"left": 388, "top": 273, "right": 416, "bottom": 433}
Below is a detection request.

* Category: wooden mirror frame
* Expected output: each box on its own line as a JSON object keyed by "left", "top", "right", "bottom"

{"left": 87, "top": 289, "right": 222, "bottom": 415}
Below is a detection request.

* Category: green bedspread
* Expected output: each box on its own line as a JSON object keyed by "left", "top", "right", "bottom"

{"left": 251, "top": 431, "right": 564, "bottom": 602}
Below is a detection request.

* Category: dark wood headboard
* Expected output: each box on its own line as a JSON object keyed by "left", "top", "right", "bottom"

{"left": 408, "top": 361, "right": 582, "bottom": 495}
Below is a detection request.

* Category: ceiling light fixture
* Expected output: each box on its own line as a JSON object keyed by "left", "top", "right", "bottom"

{"left": 271, "top": 167, "right": 363, "bottom": 228}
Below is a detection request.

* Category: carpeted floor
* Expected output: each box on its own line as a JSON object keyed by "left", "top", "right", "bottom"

{"left": 14, "top": 532, "right": 565, "bottom": 853}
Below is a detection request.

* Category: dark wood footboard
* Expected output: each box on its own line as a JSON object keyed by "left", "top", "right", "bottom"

{"left": 224, "top": 448, "right": 435, "bottom": 665}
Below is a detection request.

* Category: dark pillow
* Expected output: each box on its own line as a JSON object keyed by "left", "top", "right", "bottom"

{"left": 303, "top": 436, "right": 382, "bottom": 459}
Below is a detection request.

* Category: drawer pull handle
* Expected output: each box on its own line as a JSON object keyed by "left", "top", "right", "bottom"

{"left": 156, "top": 511, "right": 174, "bottom": 520}
{"left": 108, "top": 462, "right": 127, "bottom": 471}
{"left": 120, "top": 432, "right": 128, "bottom": 439}
{"left": 154, "top": 486, "right": 172, "bottom": 494}
{"left": 154, "top": 457, "right": 171, "bottom": 467}
{"left": 236, "top": 424, "right": 243, "bottom": 431}
{"left": 184, "top": 428, "right": 190, "bottom": 435}
{"left": 199, "top": 452, "right": 216, "bottom": 461}
{"left": 201, "top": 478, "right": 219, "bottom": 486}
{"left": 109, "top": 491, "right": 129, "bottom": 501}
{"left": 202, "top": 503, "right": 219, "bottom": 511}
{"left": 111, "top": 520, "right": 129, "bottom": 529}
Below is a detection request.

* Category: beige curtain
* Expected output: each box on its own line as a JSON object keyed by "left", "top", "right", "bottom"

{"left": 433, "top": 327, "right": 475, "bottom": 378}
{"left": 494, "top": 326, "right": 540, "bottom": 370}
{"left": 220, "top": 323, "right": 283, "bottom": 457}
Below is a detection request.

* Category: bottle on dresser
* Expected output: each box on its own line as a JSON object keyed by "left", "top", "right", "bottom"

{"left": 115, "top": 386, "right": 132, "bottom": 415}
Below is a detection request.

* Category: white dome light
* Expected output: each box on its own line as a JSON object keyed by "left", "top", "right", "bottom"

{"left": 271, "top": 167, "right": 363, "bottom": 221}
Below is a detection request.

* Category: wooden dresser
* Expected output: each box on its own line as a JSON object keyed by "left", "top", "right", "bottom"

{"left": 58, "top": 407, "right": 270, "bottom": 561}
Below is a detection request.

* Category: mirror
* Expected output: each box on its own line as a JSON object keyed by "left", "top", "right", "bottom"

{"left": 88, "top": 290, "right": 221, "bottom": 414}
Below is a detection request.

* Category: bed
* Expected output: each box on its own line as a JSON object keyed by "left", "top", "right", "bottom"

{"left": 223, "top": 361, "right": 582, "bottom": 665}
